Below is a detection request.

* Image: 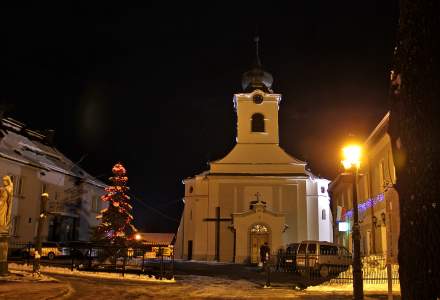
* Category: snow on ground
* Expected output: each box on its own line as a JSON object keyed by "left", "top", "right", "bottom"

{"left": 175, "top": 258, "right": 235, "bottom": 265}
{"left": 0, "top": 269, "right": 57, "bottom": 283}
{"left": 307, "top": 282, "right": 401, "bottom": 293}
{"left": 9, "top": 263, "right": 175, "bottom": 283}
{"left": 5, "top": 263, "right": 402, "bottom": 299}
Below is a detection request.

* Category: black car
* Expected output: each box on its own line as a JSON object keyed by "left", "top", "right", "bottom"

{"left": 276, "top": 243, "right": 300, "bottom": 272}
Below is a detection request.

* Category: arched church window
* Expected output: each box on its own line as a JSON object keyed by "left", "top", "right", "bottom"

{"left": 251, "top": 113, "right": 265, "bottom": 132}
{"left": 251, "top": 224, "right": 268, "bottom": 233}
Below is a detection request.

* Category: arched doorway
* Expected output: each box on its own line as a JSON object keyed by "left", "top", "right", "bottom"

{"left": 249, "top": 224, "right": 270, "bottom": 264}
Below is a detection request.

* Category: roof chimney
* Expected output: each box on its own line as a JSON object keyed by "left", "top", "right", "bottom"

{"left": 43, "top": 129, "right": 55, "bottom": 146}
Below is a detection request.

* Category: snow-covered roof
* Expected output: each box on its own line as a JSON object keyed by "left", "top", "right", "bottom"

{"left": 0, "top": 117, "right": 106, "bottom": 188}
{"left": 137, "top": 232, "right": 176, "bottom": 246}
{"left": 209, "top": 144, "right": 307, "bottom": 175}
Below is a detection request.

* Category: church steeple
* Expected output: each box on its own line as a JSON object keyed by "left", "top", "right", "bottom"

{"left": 241, "top": 36, "right": 274, "bottom": 93}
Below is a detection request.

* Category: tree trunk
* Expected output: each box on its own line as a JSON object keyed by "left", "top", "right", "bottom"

{"left": 389, "top": 1, "right": 440, "bottom": 299}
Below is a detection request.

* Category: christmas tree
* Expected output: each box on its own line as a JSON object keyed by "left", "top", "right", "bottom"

{"left": 95, "top": 163, "right": 137, "bottom": 245}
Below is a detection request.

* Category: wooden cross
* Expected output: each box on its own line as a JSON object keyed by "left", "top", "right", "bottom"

{"left": 203, "top": 206, "right": 232, "bottom": 261}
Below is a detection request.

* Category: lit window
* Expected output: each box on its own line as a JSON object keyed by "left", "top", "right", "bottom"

{"left": 251, "top": 113, "right": 265, "bottom": 132}
{"left": 41, "top": 183, "right": 47, "bottom": 194}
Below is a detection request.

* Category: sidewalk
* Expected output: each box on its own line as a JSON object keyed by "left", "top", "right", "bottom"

{"left": 0, "top": 269, "right": 72, "bottom": 300}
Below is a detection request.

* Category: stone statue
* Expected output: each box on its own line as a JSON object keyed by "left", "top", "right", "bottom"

{"left": 0, "top": 176, "right": 13, "bottom": 235}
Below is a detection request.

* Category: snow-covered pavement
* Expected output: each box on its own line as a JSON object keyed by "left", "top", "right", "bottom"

{"left": 50, "top": 273, "right": 400, "bottom": 299}
{"left": 3, "top": 262, "right": 401, "bottom": 299}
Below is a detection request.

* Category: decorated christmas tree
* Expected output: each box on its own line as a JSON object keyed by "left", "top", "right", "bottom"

{"left": 95, "top": 163, "right": 137, "bottom": 245}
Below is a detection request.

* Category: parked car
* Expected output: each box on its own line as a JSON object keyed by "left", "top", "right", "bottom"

{"left": 296, "top": 241, "right": 352, "bottom": 277}
{"left": 276, "top": 243, "right": 300, "bottom": 271}
{"left": 64, "top": 241, "right": 100, "bottom": 258}
{"left": 22, "top": 242, "right": 70, "bottom": 260}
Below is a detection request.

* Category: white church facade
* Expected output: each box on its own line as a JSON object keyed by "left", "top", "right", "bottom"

{"left": 175, "top": 46, "right": 332, "bottom": 263}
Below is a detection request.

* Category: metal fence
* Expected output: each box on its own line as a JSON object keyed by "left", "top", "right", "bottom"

{"left": 326, "top": 255, "right": 400, "bottom": 285}
{"left": 7, "top": 241, "right": 175, "bottom": 279}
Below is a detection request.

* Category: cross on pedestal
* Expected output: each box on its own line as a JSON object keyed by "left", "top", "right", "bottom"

{"left": 203, "top": 206, "right": 232, "bottom": 261}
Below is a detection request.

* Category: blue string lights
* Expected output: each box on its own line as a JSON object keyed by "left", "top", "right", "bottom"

{"left": 345, "top": 193, "right": 385, "bottom": 219}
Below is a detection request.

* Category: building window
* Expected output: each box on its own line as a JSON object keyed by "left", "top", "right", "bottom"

{"left": 17, "top": 177, "right": 24, "bottom": 195}
{"left": 91, "top": 195, "right": 101, "bottom": 213}
{"left": 41, "top": 183, "right": 48, "bottom": 194}
{"left": 190, "top": 210, "right": 192, "bottom": 220}
{"left": 251, "top": 113, "right": 265, "bottom": 132}
{"left": 12, "top": 215, "right": 20, "bottom": 236}
{"left": 9, "top": 175, "right": 23, "bottom": 196}
{"left": 322, "top": 209, "right": 326, "bottom": 220}
{"left": 379, "top": 161, "right": 385, "bottom": 189}
{"left": 189, "top": 186, "right": 193, "bottom": 194}
{"left": 321, "top": 187, "right": 325, "bottom": 193}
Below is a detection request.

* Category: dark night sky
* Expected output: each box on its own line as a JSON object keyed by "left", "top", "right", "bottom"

{"left": 0, "top": 2, "right": 399, "bottom": 232}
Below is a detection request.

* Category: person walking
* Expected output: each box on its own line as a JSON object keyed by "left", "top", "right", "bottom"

{"left": 260, "top": 242, "right": 270, "bottom": 264}
{"left": 260, "top": 242, "right": 271, "bottom": 288}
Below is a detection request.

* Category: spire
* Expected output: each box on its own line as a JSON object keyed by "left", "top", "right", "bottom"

{"left": 241, "top": 36, "right": 273, "bottom": 93}
{"left": 254, "top": 35, "right": 262, "bottom": 67}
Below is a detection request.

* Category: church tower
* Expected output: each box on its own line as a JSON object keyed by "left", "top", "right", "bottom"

{"left": 209, "top": 36, "right": 305, "bottom": 175}
{"left": 235, "top": 36, "right": 280, "bottom": 145}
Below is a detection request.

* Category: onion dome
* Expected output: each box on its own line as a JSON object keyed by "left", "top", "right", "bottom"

{"left": 241, "top": 36, "right": 273, "bottom": 93}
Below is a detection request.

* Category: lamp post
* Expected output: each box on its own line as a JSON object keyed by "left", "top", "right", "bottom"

{"left": 34, "top": 192, "right": 49, "bottom": 275}
{"left": 342, "top": 145, "right": 364, "bottom": 300}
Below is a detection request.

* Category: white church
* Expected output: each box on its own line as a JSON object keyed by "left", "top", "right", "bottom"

{"left": 175, "top": 43, "right": 332, "bottom": 263}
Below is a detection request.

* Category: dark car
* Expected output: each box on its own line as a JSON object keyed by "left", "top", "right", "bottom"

{"left": 276, "top": 243, "right": 300, "bottom": 272}
{"left": 64, "top": 241, "right": 100, "bottom": 259}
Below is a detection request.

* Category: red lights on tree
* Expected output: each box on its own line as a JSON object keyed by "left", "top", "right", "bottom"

{"left": 94, "top": 163, "right": 137, "bottom": 245}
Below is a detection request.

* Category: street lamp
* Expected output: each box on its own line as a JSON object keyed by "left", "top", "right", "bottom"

{"left": 342, "top": 144, "right": 364, "bottom": 300}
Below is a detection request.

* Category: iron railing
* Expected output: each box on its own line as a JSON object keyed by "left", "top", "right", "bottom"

{"left": 7, "top": 240, "right": 174, "bottom": 279}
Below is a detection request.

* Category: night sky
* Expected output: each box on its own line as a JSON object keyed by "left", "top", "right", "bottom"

{"left": 0, "top": 2, "right": 399, "bottom": 233}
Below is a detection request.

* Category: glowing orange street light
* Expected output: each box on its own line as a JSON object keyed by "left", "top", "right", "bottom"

{"left": 342, "top": 144, "right": 364, "bottom": 300}
{"left": 342, "top": 145, "right": 362, "bottom": 170}
{"left": 135, "top": 233, "right": 141, "bottom": 241}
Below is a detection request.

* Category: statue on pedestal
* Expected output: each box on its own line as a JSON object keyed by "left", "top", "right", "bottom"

{"left": 0, "top": 176, "right": 13, "bottom": 235}
{"left": 0, "top": 175, "right": 13, "bottom": 276}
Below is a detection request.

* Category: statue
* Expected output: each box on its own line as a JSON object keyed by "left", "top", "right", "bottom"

{"left": 0, "top": 176, "right": 13, "bottom": 235}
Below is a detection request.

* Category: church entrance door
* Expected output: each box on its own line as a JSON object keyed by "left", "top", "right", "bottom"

{"left": 249, "top": 224, "right": 270, "bottom": 264}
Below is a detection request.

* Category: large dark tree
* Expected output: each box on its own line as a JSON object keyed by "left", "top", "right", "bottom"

{"left": 389, "top": 1, "right": 440, "bottom": 299}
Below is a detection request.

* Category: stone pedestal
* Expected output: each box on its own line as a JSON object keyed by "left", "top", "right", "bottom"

{"left": 0, "top": 234, "right": 9, "bottom": 276}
